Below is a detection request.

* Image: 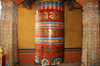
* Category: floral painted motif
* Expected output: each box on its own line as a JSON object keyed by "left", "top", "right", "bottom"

{"left": 35, "top": 55, "right": 40, "bottom": 63}
{"left": 42, "top": 59, "right": 49, "bottom": 65}
{"left": 82, "top": 2, "right": 100, "bottom": 66}
{"left": 1, "top": 1, "right": 18, "bottom": 66}
{"left": 52, "top": 57, "right": 63, "bottom": 65}
{"left": 36, "top": 45, "right": 63, "bottom": 54}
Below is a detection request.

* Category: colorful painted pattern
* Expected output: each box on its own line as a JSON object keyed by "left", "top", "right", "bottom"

{"left": 81, "top": 2, "right": 100, "bottom": 66}
{"left": 35, "top": 0, "right": 64, "bottom": 65}
{"left": 36, "top": 22, "right": 64, "bottom": 27}
{"left": 36, "top": 0, "right": 64, "bottom": 5}
{"left": 35, "top": 39, "right": 64, "bottom": 43}
{"left": 1, "top": 1, "right": 18, "bottom": 66}
{"left": 36, "top": 1, "right": 64, "bottom": 8}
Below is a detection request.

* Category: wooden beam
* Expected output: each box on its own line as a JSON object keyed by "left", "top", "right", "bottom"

{"left": 22, "top": 0, "right": 28, "bottom": 7}
{"left": 18, "top": 0, "right": 32, "bottom": 9}
{"left": 66, "top": 0, "right": 81, "bottom": 11}
{"left": 14, "top": 0, "right": 24, "bottom": 5}
{"left": 73, "top": 0, "right": 81, "bottom": 8}
{"left": 68, "top": 0, "right": 74, "bottom": 11}
{"left": 1, "top": 0, "right": 11, "bottom": 1}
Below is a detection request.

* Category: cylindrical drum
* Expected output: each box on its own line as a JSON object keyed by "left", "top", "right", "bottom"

{"left": 35, "top": 0, "right": 64, "bottom": 65}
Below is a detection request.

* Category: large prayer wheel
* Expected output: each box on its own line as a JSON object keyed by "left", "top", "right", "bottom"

{"left": 35, "top": 0, "right": 64, "bottom": 65}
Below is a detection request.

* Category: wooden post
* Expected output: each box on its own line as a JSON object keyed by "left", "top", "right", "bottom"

{"left": 76, "top": 0, "right": 100, "bottom": 66}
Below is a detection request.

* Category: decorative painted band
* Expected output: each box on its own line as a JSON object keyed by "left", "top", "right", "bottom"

{"left": 35, "top": 37, "right": 64, "bottom": 39}
{"left": 35, "top": 27, "right": 64, "bottom": 29}
{"left": 36, "top": 0, "right": 64, "bottom": 5}
{"left": 35, "top": 28, "right": 64, "bottom": 37}
{"left": 18, "top": 48, "right": 81, "bottom": 65}
{"left": 36, "top": 23, "right": 64, "bottom": 27}
{"left": 35, "top": 42, "right": 64, "bottom": 44}
{"left": 36, "top": 22, "right": 64, "bottom": 24}
{"left": 18, "top": 47, "right": 82, "bottom": 51}
{"left": 36, "top": 1, "right": 64, "bottom": 8}
{"left": 36, "top": 10, "right": 64, "bottom": 23}
{"left": 18, "top": 47, "right": 82, "bottom": 54}
{"left": 35, "top": 39, "right": 64, "bottom": 43}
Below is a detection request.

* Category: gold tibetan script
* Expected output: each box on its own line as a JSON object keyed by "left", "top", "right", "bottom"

{"left": 36, "top": 29, "right": 63, "bottom": 36}
{"left": 44, "top": 11, "right": 48, "bottom": 19}
{"left": 37, "top": 11, "right": 63, "bottom": 21}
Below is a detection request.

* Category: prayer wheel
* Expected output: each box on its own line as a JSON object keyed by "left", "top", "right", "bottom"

{"left": 35, "top": 0, "right": 64, "bottom": 65}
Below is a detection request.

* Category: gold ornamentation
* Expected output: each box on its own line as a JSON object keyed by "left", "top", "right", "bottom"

{"left": 36, "top": 11, "right": 63, "bottom": 21}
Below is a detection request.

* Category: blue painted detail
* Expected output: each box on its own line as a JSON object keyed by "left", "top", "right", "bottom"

{"left": 35, "top": 27, "right": 64, "bottom": 29}
{"left": 43, "top": 60, "right": 48, "bottom": 65}
{"left": 36, "top": 1, "right": 64, "bottom": 8}
{"left": 57, "top": 2, "right": 60, "bottom": 6}
{"left": 35, "top": 55, "right": 40, "bottom": 63}
{"left": 44, "top": 1, "right": 48, "bottom": 5}
{"left": 48, "top": 1, "right": 52, "bottom": 5}
{"left": 41, "top": 2, "right": 44, "bottom": 6}
{"left": 52, "top": 1, "right": 57, "bottom": 5}
{"left": 35, "top": 37, "right": 64, "bottom": 39}
{"left": 5, "top": 60, "right": 9, "bottom": 66}
{"left": 35, "top": 42, "right": 64, "bottom": 44}
{"left": 36, "top": 22, "right": 64, "bottom": 24}
{"left": 81, "top": 62, "right": 85, "bottom": 66}
{"left": 91, "top": 63, "right": 97, "bottom": 66}
{"left": 52, "top": 57, "right": 63, "bottom": 65}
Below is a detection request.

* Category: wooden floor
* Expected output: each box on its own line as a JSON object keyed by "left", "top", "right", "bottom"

{"left": 58, "top": 63, "right": 81, "bottom": 66}
{"left": 20, "top": 63, "right": 81, "bottom": 66}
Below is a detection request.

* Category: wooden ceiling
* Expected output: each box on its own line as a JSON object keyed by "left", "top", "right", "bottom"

{"left": 2, "top": 0, "right": 81, "bottom": 10}
{"left": 3, "top": 0, "right": 100, "bottom": 10}
{"left": 14, "top": 0, "right": 35, "bottom": 9}
{"left": 16, "top": 0, "right": 81, "bottom": 10}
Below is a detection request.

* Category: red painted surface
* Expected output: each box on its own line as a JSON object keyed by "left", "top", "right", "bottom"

{"left": 69, "top": 6, "right": 74, "bottom": 11}
{"left": 64, "top": 52, "right": 81, "bottom": 62}
{"left": 26, "top": 5, "right": 31, "bottom": 10}
{"left": 76, "top": 5, "right": 81, "bottom": 8}
{"left": 35, "top": 44, "right": 64, "bottom": 59}
{"left": 18, "top": 48, "right": 81, "bottom": 65}
{"left": 19, "top": 50, "right": 35, "bottom": 53}
{"left": 36, "top": 7, "right": 64, "bottom": 23}
{"left": 2, "top": 55, "right": 5, "bottom": 66}
{"left": 36, "top": 28, "right": 64, "bottom": 37}
{"left": 76, "top": 0, "right": 87, "bottom": 6}
{"left": 19, "top": 54, "right": 35, "bottom": 65}
{"left": 35, "top": 1, "right": 64, "bottom": 65}
{"left": 18, "top": 4, "right": 25, "bottom": 8}
{"left": 76, "top": 0, "right": 99, "bottom": 5}
{"left": 14, "top": 0, "right": 24, "bottom": 5}
{"left": 65, "top": 48, "right": 81, "bottom": 51}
